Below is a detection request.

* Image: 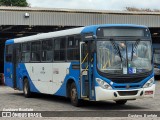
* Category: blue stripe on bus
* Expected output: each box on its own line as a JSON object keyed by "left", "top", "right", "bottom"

{"left": 55, "top": 62, "right": 81, "bottom": 98}
{"left": 4, "top": 62, "right": 13, "bottom": 87}
{"left": 17, "top": 63, "right": 40, "bottom": 93}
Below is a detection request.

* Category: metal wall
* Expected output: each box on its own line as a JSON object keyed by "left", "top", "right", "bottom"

{"left": 0, "top": 8, "right": 160, "bottom": 27}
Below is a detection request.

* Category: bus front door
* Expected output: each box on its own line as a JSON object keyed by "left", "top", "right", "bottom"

{"left": 80, "top": 42, "right": 95, "bottom": 100}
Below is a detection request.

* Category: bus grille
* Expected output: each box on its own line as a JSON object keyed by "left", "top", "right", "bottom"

{"left": 114, "top": 85, "right": 141, "bottom": 89}
{"left": 118, "top": 91, "right": 138, "bottom": 96}
{"left": 110, "top": 77, "right": 144, "bottom": 83}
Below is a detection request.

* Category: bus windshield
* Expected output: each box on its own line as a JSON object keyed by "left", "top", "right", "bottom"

{"left": 97, "top": 40, "right": 152, "bottom": 75}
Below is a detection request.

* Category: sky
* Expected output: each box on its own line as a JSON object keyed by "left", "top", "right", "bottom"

{"left": 27, "top": 0, "right": 160, "bottom": 10}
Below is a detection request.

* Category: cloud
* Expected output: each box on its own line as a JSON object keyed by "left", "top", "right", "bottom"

{"left": 27, "top": 0, "right": 160, "bottom": 10}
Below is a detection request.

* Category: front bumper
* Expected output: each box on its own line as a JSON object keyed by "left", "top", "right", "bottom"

{"left": 95, "top": 84, "right": 155, "bottom": 101}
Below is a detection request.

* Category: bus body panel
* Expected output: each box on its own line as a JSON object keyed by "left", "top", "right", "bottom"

{"left": 24, "top": 63, "right": 70, "bottom": 95}
{"left": 17, "top": 63, "right": 40, "bottom": 92}
{"left": 20, "top": 62, "right": 80, "bottom": 97}
{"left": 4, "top": 62, "right": 14, "bottom": 88}
{"left": 95, "top": 84, "right": 155, "bottom": 101}
{"left": 26, "top": 63, "right": 54, "bottom": 94}
{"left": 54, "top": 62, "right": 81, "bottom": 97}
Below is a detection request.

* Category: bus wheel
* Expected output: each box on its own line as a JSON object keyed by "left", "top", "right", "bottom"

{"left": 115, "top": 100, "right": 127, "bottom": 105}
{"left": 70, "top": 82, "right": 81, "bottom": 107}
{"left": 23, "top": 78, "right": 31, "bottom": 98}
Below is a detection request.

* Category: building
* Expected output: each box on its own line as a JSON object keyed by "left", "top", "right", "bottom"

{"left": 0, "top": 6, "right": 160, "bottom": 73}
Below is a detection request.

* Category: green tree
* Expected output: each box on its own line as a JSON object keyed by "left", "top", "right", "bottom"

{"left": 0, "top": 0, "right": 29, "bottom": 7}
{"left": 125, "top": 7, "right": 160, "bottom": 12}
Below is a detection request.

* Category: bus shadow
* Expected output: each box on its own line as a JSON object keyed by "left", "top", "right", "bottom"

{"left": 80, "top": 100, "right": 147, "bottom": 110}
{"left": 32, "top": 93, "right": 71, "bottom": 104}
{"left": 12, "top": 92, "right": 148, "bottom": 110}
{"left": 13, "top": 92, "right": 71, "bottom": 105}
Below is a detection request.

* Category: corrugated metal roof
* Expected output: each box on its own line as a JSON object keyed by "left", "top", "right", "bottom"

{"left": 0, "top": 6, "right": 160, "bottom": 15}
{"left": 0, "top": 6, "right": 160, "bottom": 27}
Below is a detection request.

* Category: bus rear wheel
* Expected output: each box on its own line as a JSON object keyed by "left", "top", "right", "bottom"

{"left": 115, "top": 100, "right": 127, "bottom": 105}
{"left": 23, "top": 78, "right": 31, "bottom": 98}
{"left": 70, "top": 82, "right": 81, "bottom": 107}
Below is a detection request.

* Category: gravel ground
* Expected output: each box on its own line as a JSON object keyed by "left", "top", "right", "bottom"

{"left": 0, "top": 80, "right": 159, "bottom": 120}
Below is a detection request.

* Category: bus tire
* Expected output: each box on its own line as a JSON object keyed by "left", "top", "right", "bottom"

{"left": 23, "top": 78, "right": 31, "bottom": 98}
{"left": 70, "top": 82, "right": 81, "bottom": 107}
{"left": 115, "top": 100, "right": 127, "bottom": 105}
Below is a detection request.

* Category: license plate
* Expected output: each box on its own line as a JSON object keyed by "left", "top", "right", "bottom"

{"left": 145, "top": 91, "right": 153, "bottom": 95}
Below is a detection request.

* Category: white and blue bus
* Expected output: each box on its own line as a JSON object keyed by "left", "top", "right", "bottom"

{"left": 4, "top": 24, "right": 155, "bottom": 106}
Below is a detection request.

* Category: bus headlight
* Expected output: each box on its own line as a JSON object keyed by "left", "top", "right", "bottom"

{"left": 143, "top": 77, "right": 154, "bottom": 88}
{"left": 96, "top": 78, "right": 112, "bottom": 90}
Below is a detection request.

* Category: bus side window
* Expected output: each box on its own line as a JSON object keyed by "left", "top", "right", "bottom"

{"left": 67, "top": 35, "right": 80, "bottom": 61}
{"left": 6, "top": 45, "right": 13, "bottom": 62}
{"left": 31, "top": 41, "right": 41, "bottom": 62}
{"left": 42, "top": 39, "right": 53, "bottom": 62}
{"left": 21, "top": 42, "right": 30, "bottom": 63}
{"left": 54, "top": 38, "right": 66, "bottom": 61}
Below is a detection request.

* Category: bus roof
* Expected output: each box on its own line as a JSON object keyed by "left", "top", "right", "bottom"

{"left": 82, "top": 24, "right": 148, "bottom": 34}
{"left": 12, "top": 27, "right": 84, "bottom": 44}
{"left": 6, "top": 24, "right": 148, "bottom": 44}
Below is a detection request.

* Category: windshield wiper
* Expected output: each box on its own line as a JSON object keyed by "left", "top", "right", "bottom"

{"left": 131, "top": 39, "right": 140, "bottom": 61}
{"left": 110, "top": 39, "right": 122, "bottom": 62}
